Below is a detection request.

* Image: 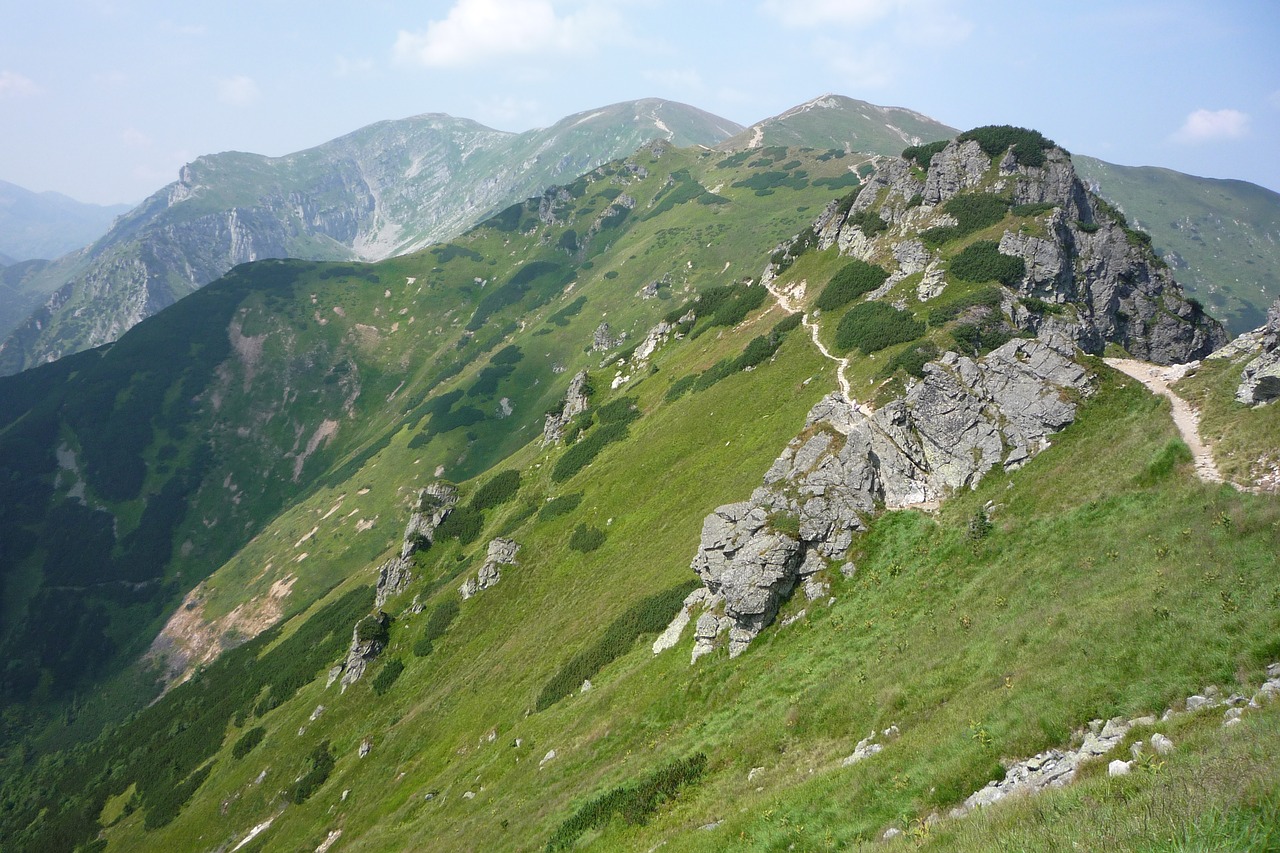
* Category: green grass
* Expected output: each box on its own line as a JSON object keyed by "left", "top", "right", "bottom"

{"left": 1176, "top": 354, "right": 1280, "bottom": 486}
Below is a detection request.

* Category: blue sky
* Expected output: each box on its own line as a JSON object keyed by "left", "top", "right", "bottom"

{"left": 2, "top": 0, "right": 1277, "bottom": 205}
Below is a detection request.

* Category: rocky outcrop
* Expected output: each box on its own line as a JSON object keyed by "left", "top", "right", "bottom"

{"left": 339, "top": 612, "right": 389, "bottom": 691}
{"left": 542, "top": 370, "right": 591, "bottom": 445}
{"left": 686, "top": 338, "right": 1091, "bottom": 657}
{"left": 1236, "top": 298, "right": 1280, "bottom": 405}
{"left": 811, "top": 137, "right": 1226, "bottom": 365}
{"left": 460, "top": 538, "right": 520, "bottom": 600}
{"left": 591, "top": 321, "right": 623, "bottom": 353}
{"left": 374, "top": 483, "right": 459, "bottom": 609}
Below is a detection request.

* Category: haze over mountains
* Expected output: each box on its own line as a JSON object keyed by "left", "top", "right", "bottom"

{"left": 2, "top": 94, "right": 1278, "bottom": 377}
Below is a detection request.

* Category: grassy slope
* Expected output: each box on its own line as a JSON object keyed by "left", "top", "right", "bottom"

{"left": 103, "top": 242, "right": 1280, "bottom": 852}
{"left": 9, "top": 140, "right": 1279, "bottom": 852}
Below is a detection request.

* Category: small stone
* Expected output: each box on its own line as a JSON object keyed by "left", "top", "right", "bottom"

{"left": 540, "top": 749, "right": 557, "bottom": 767}
{"left": 359, "top": 736, "right": 373, "bottom": 758}
{"left": 1267, "top": 662, "right": 1280, "bottom": 679}
{"left": 1129, "top": 715, "right": 1156, "bottom": 728}
{"left": 882, "top": 827, "right": 903, "bottom": 841}
{"left": 1108, "top": 759, "right": 1131, "bottom": 777}
{"left": 1100, "top": 717, "right": 1129, "bottom": 739}
{"left": 580, "top": 679, "right": 592, "bottom": 693}
{"left": 310, "top": 705, "right": 325, "bottom": 721}
{"left": 513, "top": 738, "right": 523, "bottom": 748}
{"left": 462, "top": 791, "right": 474, "bottom": 799}
{"left": 1150, "top": 733, "right": 1175, "bottom": 755}
{"left": 1223, "top": 707, "right": 1244, "bottom": 725}
{"left": 747, "top": 767, "right": 765, "bottom": 782}
{"left": 1186, "top": 695, "right": 1215, "bottom": 712}
{"left": 699, "top": 821, "right": 723, "bottom": 831}
{"left": 1130, "top": 741, "right": 1144, "bottom": 759}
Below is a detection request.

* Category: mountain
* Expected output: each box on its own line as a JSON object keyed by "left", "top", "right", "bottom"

{"left": 2, "top": 127, "right": 1275, "bottom": 852}
{"left": 0, "top": 99, "right": 741, "bottom": 375}
{"left": 723, "top": 100, "right": 1280, "bottom": 338}
{"left": 0, "top": 258, "right": 53, "bottom": 340}
{"left": 1075, "top": 156, "right": 1280, "bottom": 334}
{"left": 721, "top": 93, "right": 958, "bottom": 154}
{"left": 0, "top": 179, "right": 130, "bottom": 261}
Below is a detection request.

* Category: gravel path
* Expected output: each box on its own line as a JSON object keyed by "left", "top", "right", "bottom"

{"left": 764, "top": 277, "right": 872, "bottom": 413}
{"left": 1104, "top": 358, "right": 1223, "bottom": 484}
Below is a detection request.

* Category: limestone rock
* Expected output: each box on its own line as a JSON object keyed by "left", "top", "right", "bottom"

{"left": 339, "top": 612, "right": 389, "bottom": 691}
{"left": 460, "top": 538, "right": 520, "bottom": 600}
{"left": 375, "top": 482, "right": 459, "bottom": 608}
{"left": 542, "top": 370, "right": 591, "bottom": 445}
{"left": 1150, "top": 733, "right": 1175, "bottom": 755}
{"left": 1236, "top": 298, "right": 1280, "bottom": 405}
{"left": 1108, "top": 759, "right": 1131, "bottom": 777}
{"left": 591, "top": 321, "right": 622, "bottom": 353}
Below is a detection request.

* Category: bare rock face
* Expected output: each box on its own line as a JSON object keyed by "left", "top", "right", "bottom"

{"left": 460, "top": 538, "right": 520, "bottom": 600}
{"left": 591, "top": 321, "right": 623, "bottom": 353}
{"left": 374, "top": 482, "right": 459, "bottom": 609}
{"left": 340, "top": 612, "right": 389, "bottom": 691}
{"left": 1237, "top": 298, "right": 1280, "bottom": 405}
{"left": 689, "top": 339, "right": 1092, "bottom": 657}
{"left": 542, "top": 370, "right": 591, "bottom": 444}
{"left": 814, "top": 136, "right": 1226, "bottom": 365}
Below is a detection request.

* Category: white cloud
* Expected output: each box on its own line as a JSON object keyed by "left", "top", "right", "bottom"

{"left": 120, "top": 127, "right": 152, "bottom": 148}
{"left": 393, "top": 0, "right": 611, "bottom": 68}
{"left": 1172, "top": 108, "right": 1250, "bottom": 143}
{"left": 0, "top": 70, "right": 40, "bottom": 98}
{"left": 473, "top": 95, "right": 544, "bottom": 128}
{"left": 216, "top": 75, "right": 260, "bottom": 106}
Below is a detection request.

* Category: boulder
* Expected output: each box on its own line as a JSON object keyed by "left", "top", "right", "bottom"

{"left": 542, "top": 370, "right": 591, "bottom": 445}
{"left": 460, "top": 538, "right": 520, "bottom": 600}
{"left": 1236, "top": 298, "right": 1280, "bottom": 405}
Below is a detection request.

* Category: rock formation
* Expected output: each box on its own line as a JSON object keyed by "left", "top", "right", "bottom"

{"left": 542, "top": 370, "right": 591, "bottom": 445}
{"left": 339, "top": 612, "right": 389, "bottom": 691}
{"left": 591, "top": 321, "right": 622, "bottom": 353}
{"left": 804, "top": 137, "right": 1226, "bottom": 365}
{"left": 1236, "top": 297, "right": 1280, "bottom": 405}
{"left": 373, "top": 483, "right": 459, "bottom": 609}
{"left": 460, "top": 538, "right": 520, "bottom": 600}
{"left": 687, "top": 338, "right": 1091, "bottom": 658}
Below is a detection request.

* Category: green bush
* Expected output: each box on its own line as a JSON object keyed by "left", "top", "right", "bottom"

{"left": 412, "top": 636, "right": 434, "bottom": 657}
{"left": 1012, "top": 202, "right": 1056, "bottom": 217}
{"left": 881, "top": 341, "right": 941, "bottom": 379}
{"left": 231, "top": 726, "right": 266, "bottom": 760}
{"left": 290, "top": 740, "right": 335, "bottom": 804}
{"left": 471, "top": 470, "right": 521, "bottom": 511}
{"left": 435, "top": 505, "right": 484, "bottom": 544}
{"left": 664, "top": 374, "right": 698, "bottom": 402}
{"left": 548, "top": 295, "right": 587, "bottom": 327}
{"left": 371, "top": 659, "right": 405, "bottom": 695}
{"left": 902, "top": 140, "right": 949, "bottom": 169}
{"left": 414, "top": 598, "right": 460, "bottom": 657}
{"left": 772, "top": 313, "right": 804, "bottom": 335}
{"left": 927, "top": 286, "right": 1005, "bottom": 326}
{"left": 539, "top": 493, "right": 584, "bottom": 521}
{"left": 815, "top": 260, "right": 890, "bottom": 311}
{"left": 846, "top": 207, "right": 888, "bottom": 236}
{"left": 922, "top": 193, "right": 1010, "bottom": 248}
{"left": 833, "top": 302, "right": 926, "bottom": 354}
{"left": 355, "top": 614, "right": 390, "bottom": 646}
{"left": 596, "top": 396, "right": 639, "bottom": 425}
{"left": 552, "top": 422, "right": 632, "bottom": 482}
{"left": 569, "top": 524, "right": 607, "bottom": 553}
{"left": 952, "top": 320, "right": 1015, "bottom": 354}
{"left": 546, "top": 753, "right": 708, "bottom": 850}
{"left": 949, "top": 241, "right": 1026, "bottom": 285}
{"left": 536, "top": 582, "right": 699, "bottom": 712}
{"left": 957, "top": 125, "right": 1056, "bottom": 167}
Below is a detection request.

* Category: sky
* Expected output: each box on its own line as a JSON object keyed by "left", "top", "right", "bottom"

{"left": 1, "top": 0, "right": 1278, "bottom": 205}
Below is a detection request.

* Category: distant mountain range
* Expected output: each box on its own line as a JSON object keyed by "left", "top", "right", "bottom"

{"left": 0, "top": 180, "right": 130, "bottom": 262}
{"left": 2, "top": 95, "right": 1277, "bottom": 376}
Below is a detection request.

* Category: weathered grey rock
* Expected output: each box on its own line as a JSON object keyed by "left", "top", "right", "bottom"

{"left": 542, "top": 370, "right": 591, "bottom": 444}
{"left": 374, "top": 556, "right": 412, "bottom": 610}
{"left": 339, "top": 612, "right": 389, "bottom": 690}
{"left": 882, "top": 827, "right": 904, "bottom": 841}
{"left": 460, "top": 538, "right": 520, "bottom": 600}
{"left": 1236, "top": 298, "right": 1280, "bottom": 405}
{"left": 1150, "top": 733, "right": 1175, "bottom": 755}
{"left": 373, "top": 483, "right": 460, "bottom": 608}
{"left": 1223, "top": 707, "right": 1244, "bottom": 726}
{"left": 359, "top": 736, "right": 373, "bottom": 758}
{"left": 652, "top": 587, "right": 709, "bottom": 654}
{"left": 1186, "top": 694, "right": 1216, "bottom": 712}
{"left": 688, "top": 338, "right": 1092, "bottom": 657}
{"left": 633, "top": 320, "right": 674, "bottom": 362}
{"left": 821, "top": 138, "right": 1225, "bottom": 365}
{"left": 591, "top": 321, "right": 622, "bottom": 352}
{"left": 1108, "top": 759, "right": 1131, "bottom": 777}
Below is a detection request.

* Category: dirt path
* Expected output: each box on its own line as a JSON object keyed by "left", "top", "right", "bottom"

{"left": 764, "top": 277, "right": 871, "bottom": 412}
{"left": 1104, "top": 358, "right": 1223, "bottom": 484}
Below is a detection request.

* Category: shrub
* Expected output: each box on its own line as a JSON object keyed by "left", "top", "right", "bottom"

{"left": 471, "top": 470, "right": 521, "bottom": 511}
{"left": 557, "top": 229, "right": 578, "bottom": 253}
{"left": 1012, "top": 202, "right": 1056, "bottom": 217}
{"left": 881, "top": 341, "right": 941, "bottom": 379}
{"left": 569, "top": 524, "right": 606, "bottom": 553}
{"left": 772, "top": 313, "right": 804, "bottom": 335}
{"left": 355, "top": 614, "right": 390, "bottom": 646}
{"left": 846, "top": 207, "right": 888, "bottom": 236}
{"left": 834, "top": 302, "right": 926, "bottom": 354}
{"left": 290, "top": 740, "right": 335, "bottom": 804}
{"left": 952, "top": 320, "right": 1015, "bottom": 354}
{"left": 414, "top": 598, "right": 459, "bottom": 657}
{"left": 957, "top": 125, "right": 1055, "bottom": 167}
{"left": 949, "top": 241, "right": 1026, "bottom": 285}
{"left": 548, "top": 295, "right": 587, "bottom": 327}
{"left": 664, "top": 374, "right": 697, "bottom": 402}
{"left": 815, "top": 260, "right": 890, "bottom": 311}
{"left": 231, "top": 726, "right": 266, "bottom": 760}
{"left": 596, "top": 396, "right": 639, "bottom": 425}
{"left": 552, "top": 422, "right": 632, "bottom": 482}
{"left": 435, "top": 505, "right": 483, "bottom": 544}
{"left": 412, "top": 636, "right": 434, "bottom": 657}
{"left": 902, "top": 140, "right": 949, "bottom": 169}
{"left": 371, "top": 659, "right": 405, "bottom": 695}
{"left": 545, "top": 753, "right": 708, "bottom": 850}
{"left": 927, "top": 286, "right": 1005, "bottom": 326}
{"left": 539, "top": 492, "right": 584, "bottom": 521}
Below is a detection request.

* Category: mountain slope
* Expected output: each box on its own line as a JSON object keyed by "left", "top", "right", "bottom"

{"left": 0, "top": 130, "right": 1275, "bottom": 853}
{"left": 720, "top": 93, "right": 957, "bottom": 154}
{"left": 1075, "top": 156, "right": 1280, "bottom": 334}
{"left": 0, "top": 100, "right": 741, "bottom": 375}
{"left": 0, "top": 179, "right": 130, "bottom": 261}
